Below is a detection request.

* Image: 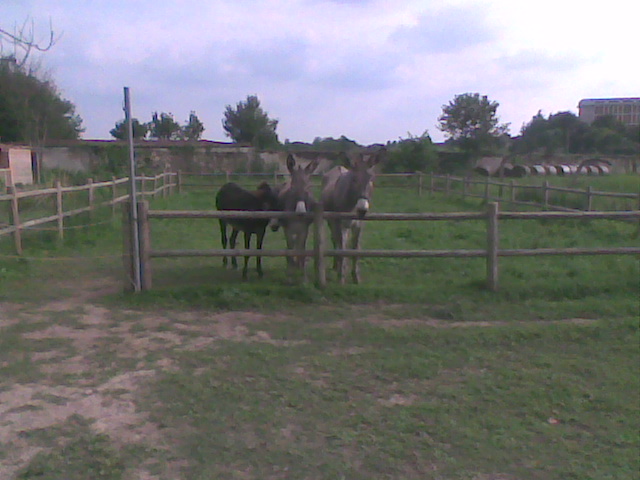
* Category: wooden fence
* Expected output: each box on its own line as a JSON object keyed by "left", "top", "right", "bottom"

{"left": 174, "top": 171, "right": 640, "bottom": 212}
{"left": 124, "top": 201, "right": 640, "bottom": 292}
{"left": 426, "top": 174, "right": 640, "bottom": 212}
{"left": 0, "top": 172, "right": 177, "bottom": 254}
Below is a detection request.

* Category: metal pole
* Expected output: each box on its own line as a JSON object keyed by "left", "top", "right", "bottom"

{"left": 124, "top": 87, "right": 142, "bottom": 292}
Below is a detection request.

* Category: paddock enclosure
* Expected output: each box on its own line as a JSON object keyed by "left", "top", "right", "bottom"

{"left": 0, "top": 172, "right": 176, "bottom": 254}
{"left": 122, "top": 171, "right": 640, "bottom": 294}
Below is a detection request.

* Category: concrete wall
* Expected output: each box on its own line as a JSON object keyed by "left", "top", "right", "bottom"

{"left": 39, "top": 141, "right": 339, "bottom": 176}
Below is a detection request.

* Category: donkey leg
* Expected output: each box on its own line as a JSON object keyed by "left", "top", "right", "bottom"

{"left": 328, "top": 220, "right": 342, "bottom": 273}
{"left": 219, "top": 220, "right": 228, "bottom": 267}
{"left": 350, "top": 221, "right": 363, "bottom": 284}
{"left": 229, "top": 229, "right": 239, "bottom": 270}
{"left": 337, "top": 227, "right": 350, "bottom": 285}
{"left": 299, "top": 226, "right": 310, "bottom": 282}
{"left": 242, "top": 232, "right": 251, "bottom": 281}
{"left": 256, "top": 229, "right": 266, "bottom": 278}
{"left": 284, "top": 227, "right": 296, "bottom": 269}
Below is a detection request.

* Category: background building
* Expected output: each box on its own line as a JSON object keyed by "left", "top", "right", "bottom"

{"left": 578, "top": 98, "right": 640, "bottom": 126}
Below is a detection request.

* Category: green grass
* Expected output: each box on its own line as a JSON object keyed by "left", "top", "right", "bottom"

{"left": 16, "top": 415, "right": 127, "bottom": 480}
{"left": 142, "top": 315, "right": 638, "bottom": 480}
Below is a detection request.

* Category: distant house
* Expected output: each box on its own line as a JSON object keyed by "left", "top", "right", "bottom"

{"left": 0, "top": 144, "right": 36, "bottom": 186}
{"left": 578, "top": 98, "right": 640, "bottom": 126}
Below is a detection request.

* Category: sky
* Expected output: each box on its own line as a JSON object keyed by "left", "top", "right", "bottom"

{"left": 2, "top": 0, "right": 639, "bottom": 145}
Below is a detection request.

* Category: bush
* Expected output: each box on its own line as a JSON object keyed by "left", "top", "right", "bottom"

{"left": 383, "top": 133, "right": 437, "bottom": 173}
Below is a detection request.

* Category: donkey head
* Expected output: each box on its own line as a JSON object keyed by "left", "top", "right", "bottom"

{"left": 255, "top": 182, "right": 279, "bottom": 211}
{"left": 343, "top": 148, "right": 384, "bottom": 216}
{"left": 284, "top": 154, "right": 320, "bottom": 214}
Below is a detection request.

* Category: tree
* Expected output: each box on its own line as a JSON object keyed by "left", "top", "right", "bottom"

{"left": 110, "top": 118, "right": 148, "bottom": 140}
{"left": 148, "top": 112, "right": 181, "bottom": 140}
{"left": 222, "top": 95, "right": 279, "bottom": 149}
{"left": 513, "top": 111, "right": 638, "bottom": 155}
{"left": 0, "top": 59, "right": 83, "bottom": 143}
{"left": 382, "top": 132, "right": 437, "bottom": 173}
{"left": 0, "top": 17, "right": 58, "bottom": 68}
{"left": 438, "top": 93, "right": 509, "bottom": 159}
{"left": 181, "top": 111, "right": 204, "bottom": 141}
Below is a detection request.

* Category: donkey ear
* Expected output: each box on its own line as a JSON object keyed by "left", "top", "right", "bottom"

{"left": 305, "top": 158, "right": 320, "bottom": 175}
{"left": 286, "top": 154, "right": 296, "bottom": 173}
{"left": 337, "top": 151, "right": 351, "bottom": 168}
{"left": 368, "top": 147, "right": 386, "bottom": 167}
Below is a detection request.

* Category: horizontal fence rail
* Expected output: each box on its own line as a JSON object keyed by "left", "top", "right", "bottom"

{"left": 1, "top": 172, "right": 177, "bottom": 254}
{"left": 427, "top": 174, "right": 640, "bottom": 212}
{"left": 125, "top": 202, "right": 640, "bottom": 292}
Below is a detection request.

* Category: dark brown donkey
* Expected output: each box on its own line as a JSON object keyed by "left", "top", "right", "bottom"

{"left": 215, "top": 182, "right": 279, "bottom": 280}
{"left": 321, "top": 148, "right": 385, "bottom": 284}
{"left": 272, "top": 154, "right": 320, "bottom": 273}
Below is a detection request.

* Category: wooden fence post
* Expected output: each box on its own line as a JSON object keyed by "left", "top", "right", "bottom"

{"left": 122, "top": 200, "right": 151, "bottom": 292}
{"left": 486, "top": 201, "right": 499, "bottom": 292}
{"left": 484, "top": 176, "right": 490, "bottom": 201}
{"left": 543, "top": 180, "right": 549, "bottom": 209}
{"left": 111, "top": 176, "right": 117, "bottom": 217}
{"left": 138, "top": 200, "right": 152, "bottom": 291}
{"left": 313, "top": 205, "right": 326, "bottom": 288}
{"left": 8, "top": 186, "right": 22, "bottom": 255}
{"left": 122, "top": 202, "right": 135, "bottom": 291}
{"left": 153, "top": 174, "right": 158, "bottom": 199}
{"left": 510, "top": 180, "right": 516, "bottom": 204}
{"left": 177, "top": 170, "right": 183, "bottom": 194}
{"left": 586, "top": 186, "right": 593, "bottom": 211}
{"left": 56, "top": 180, "right": 64, "bottom": 241}
{"left": 162, "top": 171, "right": 167, "bottom": 198}
{"left": 88, "top": 178, "right": 94, "bottom": 221}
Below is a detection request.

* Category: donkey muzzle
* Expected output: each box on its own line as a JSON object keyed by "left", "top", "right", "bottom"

{"left": 355, "top": 198, "right": 370, "bottom": 217}
{"left": 295, "top": 201, "right": 307, "bottom": 214}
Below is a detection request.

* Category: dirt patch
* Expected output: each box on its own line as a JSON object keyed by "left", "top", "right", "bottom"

{"left": 0, "top": 370, "right": 159, "bottom": 479}
{"left": 357, "top": 316, "right": 597, "bottom": 329}
{"left": 378, "top": 393, "right": 419, "bottom": 407}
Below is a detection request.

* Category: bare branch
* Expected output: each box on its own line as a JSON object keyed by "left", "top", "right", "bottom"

{"left": 0, "top": 17, "right": 61, "bottom": 67}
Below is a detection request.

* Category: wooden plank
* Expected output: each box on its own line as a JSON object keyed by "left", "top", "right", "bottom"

{"left": 21, "top": 214, "right": 59, "bottom": 229}
{"left": 499, "top": 211, "right": 640, "bottom": 220}
{"left": 147, "top": 210, "right": 487, "bottom": 221}
{"left": 149, "top": 246, "right": 640, "bottom": 260}
{"left": 498, "top": 247, "right": 640, "bottom": 256}
{"left": 150, "top": 248, "right": 489, "bottom": 259}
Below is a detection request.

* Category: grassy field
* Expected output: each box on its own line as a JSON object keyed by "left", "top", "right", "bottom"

{"left": 0, "top": 177, "right": 638, "bottom": 479}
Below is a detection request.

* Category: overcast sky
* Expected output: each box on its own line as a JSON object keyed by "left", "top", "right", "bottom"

{"left": 3, "top": 0, "right": 638, "bottom": 144}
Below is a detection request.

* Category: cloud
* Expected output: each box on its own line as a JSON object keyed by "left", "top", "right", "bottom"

{"left": 390, "top": 5, "right": 495, "bottom": 54}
